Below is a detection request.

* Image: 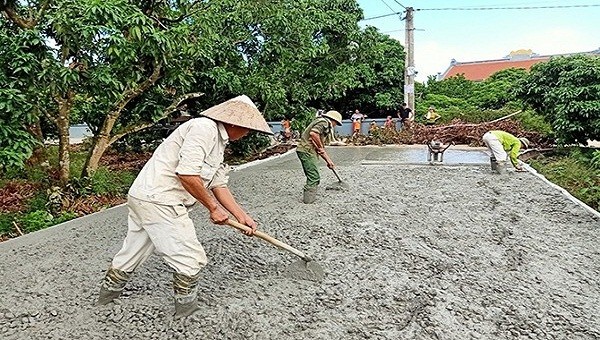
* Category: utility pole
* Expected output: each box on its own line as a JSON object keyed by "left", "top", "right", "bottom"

{"left": 404, "top": 7, "right": 415, "bottom": 113}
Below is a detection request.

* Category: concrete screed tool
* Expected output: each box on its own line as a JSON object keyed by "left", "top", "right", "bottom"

{"left": 326, "top": 167, "right": 350, "bottom": 191}
{"left": 225, "top": 219, "right": 324, "bottom": 282}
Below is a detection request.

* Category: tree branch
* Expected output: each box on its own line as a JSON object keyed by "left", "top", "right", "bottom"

{"left": 107, "top": 92, "right": 205, "bottom": 146}
{"left": 111, "top": 61, "right": 162, "bottom": 117}
{"left": 1, "top": 0, "right": 51, "bottom": 29}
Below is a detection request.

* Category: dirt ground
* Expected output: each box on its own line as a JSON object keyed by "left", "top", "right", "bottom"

{"left": 0, "top": 146, "right": 598, "bottom": 340}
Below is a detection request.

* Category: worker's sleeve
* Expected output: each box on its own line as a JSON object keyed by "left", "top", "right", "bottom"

{"left": 208, "top": 164, "right": 230, "bottom": 189}
{"left": 509, "top": 143, "right": 520, "bottom": 167}
{"left": 310, "top": 120, "right": 328, "bottom": 135}
{"left": 175, "top": 123, "right": 217, "bottom": 175}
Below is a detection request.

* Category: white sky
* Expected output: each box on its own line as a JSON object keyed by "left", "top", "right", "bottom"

{"left": 358, "top": 0, "right": 600, "bottom": 81}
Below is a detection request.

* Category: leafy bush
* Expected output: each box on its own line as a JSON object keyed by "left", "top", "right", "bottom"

{"left": 20, "top": 210, "right": 54, "bottom": 233}
{"left": 0, "top": 214, "right": 14, "bottom": 235}
{"left": 516, "top": 110, "right": 553, "bottom": 137}
{"left": 227, "top": 132, "right": 272, "bottom": 158}
{"left": 90, "top": 168, "right": 136, "bottom": 195}
{"left": 291, "top": 108, "right": 318, "bottom": 133}
{"left": 18, "top": 210, "right": 77, "bottom": 234}
{"left": 529, "top": 147, "right": 600, "bottom": 211}
{"left": 516, "top": 55, "right": 600, "bottom": 145}
{"left": 26, "top": 192, "right": 49, "bottom": 212}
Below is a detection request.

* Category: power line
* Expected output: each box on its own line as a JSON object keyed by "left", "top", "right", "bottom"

{"left": 363, "top": 11, "right": 403, "bottom": 21}
{"left": 419, "top": 4, "right": 600, "bottom": 11}
{"left": 362, "top": 4, "right": 600, "bottom": 21}
{"left": 392, "top": 0, "right": 407, "bottom": 10}
{"left": 378, "top": 0, "right": 397, "bottom": 13}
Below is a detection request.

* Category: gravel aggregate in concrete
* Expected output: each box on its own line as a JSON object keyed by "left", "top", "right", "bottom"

{"left": 0, "top": 146, "right": 598, "bottom": 339}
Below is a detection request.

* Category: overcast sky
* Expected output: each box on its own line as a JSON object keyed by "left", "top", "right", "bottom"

{"left": 357, "top": 0, "right": 600, "bottom": 81}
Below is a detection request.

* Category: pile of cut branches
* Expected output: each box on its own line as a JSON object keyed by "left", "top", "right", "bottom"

{"left": 347, "top": 119, "right": 553, "bottom": 147}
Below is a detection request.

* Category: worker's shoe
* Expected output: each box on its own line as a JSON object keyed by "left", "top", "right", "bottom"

{"left": 174, "top": 295, "right": 201, "bottom": 320}
{"left": 303, "top": 187, "right": 318, "bottom": 204}
{"left": 96, "top": 267, "right": 131, "bottom": 305}
{"left": 173, "top": 271, "right": 201, "bottom": 319}
{"left": 495, "top": 161, "right": 507, "bottom": 175}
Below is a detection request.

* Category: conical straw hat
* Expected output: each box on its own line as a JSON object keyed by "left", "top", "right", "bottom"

{"left": 199, "top": 95, "right": 273, "bottom": 135}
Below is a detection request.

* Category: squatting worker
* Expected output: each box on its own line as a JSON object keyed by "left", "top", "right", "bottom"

{"left": 482, "top": 130, "right": 530, "bottom": 174}
{"left": 296, "top": 110, "right": 342, "bottom": 204}
{"left": 96, "top": 95, "right": 273, "bottom": 319}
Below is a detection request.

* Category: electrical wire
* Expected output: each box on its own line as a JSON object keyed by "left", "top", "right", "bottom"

{"left": 363, "top": 4, "right": 600, "bottom": 21}
{"left": 378, "top": 0, "right": 397, "bottom": 13}
{"left": 391, "top": 0, "right": 407, "bottom": 10}
{"left": 419, "top": 4, "right": 600, "bottom": 11}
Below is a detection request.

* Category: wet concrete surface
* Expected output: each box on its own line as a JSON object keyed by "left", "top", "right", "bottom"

{"left": 1, "top": 146, "right": 599, "bottom": 339}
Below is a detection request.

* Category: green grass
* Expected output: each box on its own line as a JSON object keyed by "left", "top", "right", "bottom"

{"left": 529, "top": 148, "right": 600, "bottom": 211}
{"left": 0, "top": 146, "right": 137, "bottom": 238}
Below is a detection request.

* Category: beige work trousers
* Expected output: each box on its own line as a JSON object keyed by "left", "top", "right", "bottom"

{"left": 482, "top": 132, "right": 507, "bottom": 162}
{"left": 111, "top": 196, "right": 207, "bottom": 277}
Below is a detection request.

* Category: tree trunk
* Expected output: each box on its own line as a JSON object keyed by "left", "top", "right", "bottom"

{"left": 25, "top": 118, "right": 47, "bottom": 167}
{"left": 82, "top": 63, "right": 162, "bottom": 177}
{"left": 56, "top": 92, "right": 74, "bottom": 186}
{"left": 82, "top": 131, "right": 110, "bottom": 178}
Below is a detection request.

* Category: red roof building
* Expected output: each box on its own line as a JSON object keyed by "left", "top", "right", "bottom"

{"left": 441, "top": 48, "right": 600, "bottom": 81}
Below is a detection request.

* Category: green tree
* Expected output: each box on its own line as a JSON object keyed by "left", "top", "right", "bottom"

{"left": 0, "top": 2, "right": 52, "bottom": 173}
{"left": 516, "top": 55, "right": 600, "bottom": 144}
{"left": 328, "top": 26, "right": 405, "bottom": 117}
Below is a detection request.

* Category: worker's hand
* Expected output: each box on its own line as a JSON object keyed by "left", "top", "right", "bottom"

{"left": 326, "top": 160, "right": 335, "bottom": 169}
{"left": 209, "top": 205, "right": 229, "bottom": 225}
{"left": 236, "top": 214, "right": 257, "bottom": 236}
{"left": 515, "top": 167, "right": 527, "bottom": 172}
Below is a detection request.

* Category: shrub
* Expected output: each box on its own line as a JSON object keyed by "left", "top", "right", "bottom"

{"left": 227, "top": 132, "right": 271, "bottom": 158}
{"left": 529, "top": 147, "right": 600, "bottom": 211}
{"left": 90, "top": 168, "right": 136, "bottom": 195}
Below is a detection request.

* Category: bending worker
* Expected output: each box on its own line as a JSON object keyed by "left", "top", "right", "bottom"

{"left": 482, "top": 130, "right": 530, "bottom": 173}
{"left": 296, "top": 110, "right": 343, "bottom": 204}
{"left": 96, "top": 95, "right": 273, "bottom": 319}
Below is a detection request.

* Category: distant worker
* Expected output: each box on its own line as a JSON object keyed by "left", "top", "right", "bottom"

{"left": 95, "top": 95, "right": 273, "bottom": 320}
{"left": 296, "top": 110, "right": 343, "bottom": 203}
{"left": 397, "top": 103, "right": 412, "bottom": 128}
{"left": 369, "top": 121, "right": 379, "bottom": 134}
{"left": 384, "top": 115, "right": 395, "bottom": 129}
{"left": 351, "top": 109, "right": 365, "bottom": 136}
{"left": 425, "top": 106, "right": 441, "bottom": 125}
{"left": 482, "top": 130, "right": 530, "bottom": 174}
{"left": 281, "top": 117, "right": 292, "bottom": 141}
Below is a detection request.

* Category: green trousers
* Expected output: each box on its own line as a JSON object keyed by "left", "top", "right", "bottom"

{"left": 296, "top": 150, "right": 320, "bottom": 190}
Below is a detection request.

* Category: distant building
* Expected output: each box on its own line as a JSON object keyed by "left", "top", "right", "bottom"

{"left": 440, "top": 48, "right": 600, "bottom": 81}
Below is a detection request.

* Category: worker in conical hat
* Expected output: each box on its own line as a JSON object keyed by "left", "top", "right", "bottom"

{"left": 482, "top": 130, "right": 530, "bottom": 174}
{"left": 296, "top": 110, "right": 343, "bottom": 204}
{"left": 96, "top": 95, "right": 273, "bottom": 319}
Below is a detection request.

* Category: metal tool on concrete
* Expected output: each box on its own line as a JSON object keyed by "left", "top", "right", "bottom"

{"left": 326, "top": 167, "right": 350, "bottom": 190}
{"left": 427, "top": 140, "right": 452, "bottom": 164}
{"left": 225, "top": 219, "right": 324, "bottom": 281}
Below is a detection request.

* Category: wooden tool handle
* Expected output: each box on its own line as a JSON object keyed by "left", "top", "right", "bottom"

{"left": 225, "top": 219, "right": 311, "bottom": 261}
{"left": 331, "top": 168, "right": 343, "bottom": 182}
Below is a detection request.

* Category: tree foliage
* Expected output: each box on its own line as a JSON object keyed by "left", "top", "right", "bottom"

{"left": 1, "top": 0, "right": 409, "bottom": 179}
{"left": 0, "top": 21, "right": 48, "bottom": 172}
{"left": 516, "top": 55, "right": 600, "bottom": 145}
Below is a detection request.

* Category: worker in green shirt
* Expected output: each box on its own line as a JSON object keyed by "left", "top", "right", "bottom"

{"left": 296, "top": 110, "right": 343, "bottom": 203}
{"left": 482, "top": 130, "right": 530, "bottom": 174}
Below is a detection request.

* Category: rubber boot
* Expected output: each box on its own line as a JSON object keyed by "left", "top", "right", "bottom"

{"left": 495, "top": 161, "right": 507, "bottom": 175}
{"left": 303, "top": 187, "right": 318, "bottom": 204}
{"left": 96, "top": 267, "right": 131, "bottom": 305}
{"left": 490, "top": 157, "right": 498, "bottom": 171}
{"left": 173, "top": 271, "right": 201, "bottom": 320}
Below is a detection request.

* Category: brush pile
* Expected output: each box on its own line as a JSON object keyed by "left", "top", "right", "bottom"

{"left": 347, "top": 119, "right": 553, "bottom": 147}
